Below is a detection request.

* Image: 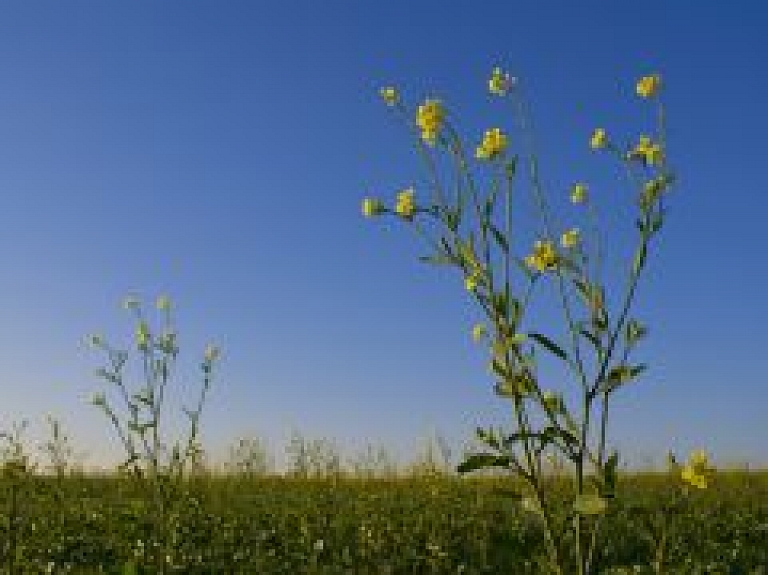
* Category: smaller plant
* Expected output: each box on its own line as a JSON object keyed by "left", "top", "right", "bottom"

{"left": 85, "top": 293, "right": 220, "bottom": 573}
{"left": 0, "top": 420, "right": 36, "bottom": 573}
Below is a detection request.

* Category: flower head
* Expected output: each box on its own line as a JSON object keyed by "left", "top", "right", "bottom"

{"left": 471, "top": 322, "right": 487, "bottom": 342}
{"left": 395, "top": 188, "right": 416, "bottom": 220}
{"left": 380, "top": 86, "right": 399, "bottom": 106}
{"left": 122, "top": 295, "right": 141, "bottom": 310}
{"left": 416, "top": 99, "right": 445, "bottom": 146}
{"left": 204, "top": 344, "right": 221, "bottom": 363}
{"left": 681, "top": 449, "right": 713, "bottom": 489}
{"left": 590, "top": 128, "right": 607, "bottom": 150}
{"left": 476, "top": 127, "right": 508, "bottom": 160}
{"left": 135, "top": 320, "right": 150, "bottom": 349}
{"left": 156, "top": 295, "right": 171, "bottom": 311}
{"left": 464, "top": 273, "right": 479, "bottom": 292}
{"left": 525, "top": 240, "right": 558, "bottom": 273}
{"left": 636, "top": 74, "right": 661, "bottom": 98}
{"left": 571, "top": 183, "right": 588, "bottom": 204}
{"left": 361, "top": 197, "right": 385, "bottom": 218}
{"left": 488, "top": 67, "right": 513, "bottom": 96}
{"left": 560, "top": 228, "right": 581, "bottom": 249}
{"left": 627, "top": 135, "right": 663, "bottom": 167}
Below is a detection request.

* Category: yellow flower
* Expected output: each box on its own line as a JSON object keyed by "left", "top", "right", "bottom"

{"left": 681, "top": 449, "right": 713, "bottom": 489}
{"left": 636, "top": 74, "right": 661, "bottom": 98}
{"left": 465, "top": 274, "right": 479, "bottom": 292}
{"left": 204, "top": 344, "right": 220, "bottom": 363}
{"left": 488, "top": 67, "right": 512, "bottom": 96}
{"left": 471, "top": 323, "right": 487, "bottom": 342}
{"left": 416, "top": 99, "right": 444, "bottom": 146}
{"left": 525, "top": 240, "right": 558, "bottom": 272}
{"left": 560, "top": 228, "right": 580, "bottom": 249}
{"left": 361, "top": 197, "right": 385, "bottom": 218}
{"left": 475, "top": 127, "right": 507, "bottom": 160}
{"left": 380, "top": 86, "right": 399, "bottom": 106}
{"left": 590, "top": 128, "right": 607, "bottom": 150}
{"left": 135, "top": 320, "right": 150, "bottom": 349}
{"left": 570, "top": 183, "right": 588, "bottom": 204}
{"left": 627, "top": 135, "right": 663, "bottom": 167}
{"left": 156, "top": 295, "right": 171, "bottom": 311}
{"left": 395, "top": 187, "right": 416, "bottom": 220}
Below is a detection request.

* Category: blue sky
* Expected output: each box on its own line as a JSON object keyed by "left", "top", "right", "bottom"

{"left": 0, "top": 1, "right": 766, "bottom": 471}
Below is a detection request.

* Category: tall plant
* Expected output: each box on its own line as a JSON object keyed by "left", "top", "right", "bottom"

{"left": 363, "top": 70, "right": 699, "bottom": 573}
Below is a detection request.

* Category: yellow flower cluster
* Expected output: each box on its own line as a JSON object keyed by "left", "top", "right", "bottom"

{"left": 416, "top": 99, "right": 445, "bottom": 145}
{"left": 135, "top": 320, "right": 150, "bottom": 349}
{"left": 560, "top": 228, "right": 580, "bottom": 249}
{"left": 464, "top": 273, "right": 480, "bottom": 292}
{"left": 636, "top": 74, "right": 661, "bottom": 98}
{"left": 488, "top": 67, "right": 511, "bottom": 96}
{"left": 475, "top": 127, "right": 507, "bottom": 160}
{"left": 380, "top": 86, "right": 399, "bottom": 106}
{"left": 395, "top": 187, "right": 416, "bottom": 219}
{"left": 681, "top": 450, "right": 713, "bottom": 489}
{"left": 590, "top": 128, "right": 607, "bottom": 150}
{"left": 628, "top": 135, "right": 663, "bottom": 167}
{"left": 471, "top": 322, "right": 487, "bottom": 342}
{"left": 525, "top": 240, "right": 558, "bottom": 272}
{"left": 361, "top": 197, "right": 385, "bottom": 218}
{"left": 570, "top": 183, "right": 588, "bottom": 204}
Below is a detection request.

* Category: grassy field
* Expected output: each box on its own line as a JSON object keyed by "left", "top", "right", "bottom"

{"left": 1, "top": 469, "right": 766, "bottom": 573}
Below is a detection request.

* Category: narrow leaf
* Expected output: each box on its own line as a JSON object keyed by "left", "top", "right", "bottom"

{"left": 528, "top": 332, "right": 569, "bottom": 362}
{"left": 457, "top": 453, "right": 511, "bottom": 474}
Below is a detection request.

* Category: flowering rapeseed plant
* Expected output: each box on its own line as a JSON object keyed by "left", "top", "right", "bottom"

{"left": 364, "top": 67, "right": 683, "bottom": 574}
{"left": 681, "top": 449, "right": 713, "bottom": 489}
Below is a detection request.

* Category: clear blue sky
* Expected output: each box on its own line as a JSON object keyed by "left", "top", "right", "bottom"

{"left": 1, "top": 1, "right": 765, "bottom": 471}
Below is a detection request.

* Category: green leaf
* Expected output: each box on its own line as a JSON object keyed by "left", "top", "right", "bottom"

{"left": 475, "top": 427, "right": 501, "bottom": 451}
{"left": 488, "top": 224, "right": 509, "bottom": 253}
{"left": 573, "top": 494, "right": 608, "bottom": 515}
{"left": 457, "top": 453, "right": 512, "bottom": 474}
{"left": 418, "top": 253, "right": 455, "bottom": 266}
{"left": 598, "top": 364, "right": 648, "bottom": 394}
{"left": 528, "top": 332, "right": 569, "bottom": 363}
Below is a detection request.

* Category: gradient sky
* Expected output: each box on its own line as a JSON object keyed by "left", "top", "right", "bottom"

{"left": 1, "top": 1, "right": 766, "bottom": 471}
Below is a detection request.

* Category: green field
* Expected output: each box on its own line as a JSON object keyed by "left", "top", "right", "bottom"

{"left": 1, "top": 470, "right": 766, "bottom": 573}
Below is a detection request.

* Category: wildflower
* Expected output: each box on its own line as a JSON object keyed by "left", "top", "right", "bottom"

{"left": 380, "top": 86, "right": 399, "bottom": 106}
{"left": 395, "top": 187, "right": 416, "bottom": 220}
{"left": 525, "top": 240, "right": 558, "bottom": 272}
{"left": 416, "top": 99, "right": 444, "bottom": 145}
{"left": 628, "top": 135, "right": 663, "bottom": 166}
{"left": 122, "top": 295, "right": 140, "bottom": 310}
{"left": 681, "top": 449, "right": 713, "bottom": 489}
{"left": 156, "top": 295, "right": 171, "bottom": 311}
{"left": 488, "top": 67, "right": 512, "bottom": 96}
{"left": 560, "top": 228, "right": 580, "bottom": 249}
{"left": 541, "top": 391, "right": 564, "bottom": 414}
{"left": 135, "top": 321, "right": 150, "bottom": 349}
{"left": 636, "top": 74, "right": 661, "bottom": 98}
{"left": 361, "top": 197, "right": 385, "bottom": 218}
{"left": 465, "top": 274, "right": 479, "bottom": 292}
{"left": 590, "top": 128, "right": 607, "bottom": 150}
{"left": 471, "top": 323, "right": 487, "bottom": 342}
{"left": 204, "top": 344, "right": 220, "bottom": 363}
{"left": 570, "top": 183, "right": 587, "bottom": 204}
{"left": 88, "top": 392, "right": 106, "bottom": 406}
{"left": 475, "top": 127, "right": 507, "bottom": 160}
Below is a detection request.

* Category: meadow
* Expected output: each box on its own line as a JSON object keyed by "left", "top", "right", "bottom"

{"left": 0, "top": 456, "right": 767, "bottom": 573}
